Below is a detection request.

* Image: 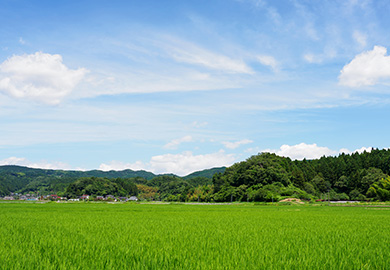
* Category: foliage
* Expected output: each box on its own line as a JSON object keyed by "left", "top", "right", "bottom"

{"left": 0, "top": 165, "right": 154, "bottom": 196}
{"left": 212, "top": 149, "right": 390, "bottom": 202}
{"left": 65, "top": 177, "right": 138, "bottom": 198}
{"left": 136, "top": 184, "right": 157, "bottom": 200}
{"left": 366, "top": 177, "right": 390, "bottom": 201}
{"left": 3, "top": 148, "right": 390, "bottom": 202}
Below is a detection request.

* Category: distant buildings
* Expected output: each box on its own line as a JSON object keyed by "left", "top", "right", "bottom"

{"left": 1, "top": 193, "right": 139, "bottom": 202}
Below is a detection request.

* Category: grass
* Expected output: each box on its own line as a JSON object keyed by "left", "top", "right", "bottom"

{"left": 0, "top": 202, "right": 389, "bottom": 269}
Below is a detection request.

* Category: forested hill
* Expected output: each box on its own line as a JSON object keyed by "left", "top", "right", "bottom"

{"left": 0, "top": 165, "right": 225, "bottom": 196}
{"left": 212, "top": 148, "right": 390, "bottom": 202}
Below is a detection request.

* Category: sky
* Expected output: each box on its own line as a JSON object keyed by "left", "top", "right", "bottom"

{"left": 1, "top": 0, "right": 390, "bottom": 176}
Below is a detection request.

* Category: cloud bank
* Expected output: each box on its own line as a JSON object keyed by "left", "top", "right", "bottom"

{"left": 99, "top": 150, "right": 236, "bottom": 176}
{"left": 0, "top": 52, "right": 87, "bottom": 104}
{"left": 264, "top": 143, "right": 373, "bottom": 160}
{"left": 0, "top": 157, "right": 71, "bottom": 170}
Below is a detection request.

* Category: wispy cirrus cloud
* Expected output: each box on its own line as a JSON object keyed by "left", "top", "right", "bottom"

{"left": 223, "top": 139, "right": 253, "bottom": 149}
{"left": 161, "top": 37, "right": 254, "bottom": 74}
{"left": 164, "top": 135, "right": 193, "bottom": 150}
{"left": 257, "top": 55, "right": 279, "bottom": 71}
{"left": 353, "top": 30, "right": 367, "bottom": 48}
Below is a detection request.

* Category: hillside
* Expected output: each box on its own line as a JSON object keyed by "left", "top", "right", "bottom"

{"left": 2, "top": 148, "right": 390, "bottom": 202}
{"left": 0, "top": 165, "right": 223, "bottom": 196}
{"left": 212, "top": 148, "right": 390, "bottom": 202}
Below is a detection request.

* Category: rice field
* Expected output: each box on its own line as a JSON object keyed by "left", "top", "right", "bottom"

{"left": 0, "top": 202, "right": 389, "bottom": 269}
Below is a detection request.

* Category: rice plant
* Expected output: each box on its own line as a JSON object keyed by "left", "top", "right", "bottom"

{"left": 0, "top": 202, "right": 389, "bottom": 269}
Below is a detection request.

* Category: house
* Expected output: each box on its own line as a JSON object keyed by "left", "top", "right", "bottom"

{"left": 118, "top": 197, "right": 128, "bottom": 202}
{"left": 129, "top": 196, "right": 138, "bottom": 201}
{"left": 50, "top": 194, "right": 60, "bottom": 200}
{"left": 19, "top": 195, "right": 28, "bottom": 200}
{"left": 95, "top": 196, "right": 104, "bottom": 201}
{"left": 105, "top": 195, "right": 116, "bottom": 201}
{"left": 68, "top": 198, "right": 80, "bottom": 202}
{"left": 3, "top": 196, "right": 14, "bottom": 200}
{"left": 80, "top": 194, "right": 90, "bottom": 200}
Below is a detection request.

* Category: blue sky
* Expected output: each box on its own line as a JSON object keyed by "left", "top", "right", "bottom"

{"left": 1, "top": 0, "right": 390, "bottom": 175}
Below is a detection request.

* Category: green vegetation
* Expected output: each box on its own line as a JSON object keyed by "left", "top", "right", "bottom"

{"left": 0, "top": 166, "right": 155, "bottom": 196}
{"left": 1, "top": 203, "right": 390, "bottom": 269}
{"left": 65, "top": 177, "right": 138, "bottom": 198}
{"left": 212, "top": 149, "right": 390, "bottom": 202}
{"left": 2, "top": 148, "right": 390, "bottom": 202}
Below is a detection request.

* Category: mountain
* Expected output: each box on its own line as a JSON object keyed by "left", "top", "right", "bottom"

{"left": 0, "top": 165, "right": 223, "bottom": 196}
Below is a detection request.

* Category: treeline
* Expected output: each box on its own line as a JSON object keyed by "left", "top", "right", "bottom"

{"left": 64, "top": 175, "right": 213, "bottom": 201}
{"left": 65, "top": 177, "right": 138, "bottom": 198}
{"left": 2, "top": 149, "right": 390, "bottom": 202}
{"left": 0, "top": 165, "right": 223, "bottom": 196}
{"left": 63, "top": 148, "right": 390, "bottom": 202}
{"left": 212, "top": 149, "right": 390, "bottom": 202}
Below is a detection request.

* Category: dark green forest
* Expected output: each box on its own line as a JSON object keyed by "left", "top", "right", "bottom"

{"left": 1, "top": 148, "right": 390, "bottom": 201}
{"left": 0, "top": 166, "right": 156, "bottom": 196}
{"left": 212, "top": 149, "right": 390, "bottom": 202}
{"left": 0, "top": 165, "right": 222, "bottom": 199}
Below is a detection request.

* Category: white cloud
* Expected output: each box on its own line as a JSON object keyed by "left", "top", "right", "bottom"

{"left": 0, "top": 52, "right": 88, "bottom": 104}
{"left": 257, "top": 55, "right": 279, "bottom": 71}
{"left": 264, "top": 143, "right": 337, "bottom": 160}
{"left": 19, "top": 37, "right": 26, "bottom": 45}
{"left": 0, "top": 156, "right": 71, "bottom": 170}
{"left": 99, "top": 150, "right": 236, "bottom": 176}
{"left": 339, "top": 46, "right": 390, "bottom": 87}
{"left": 98, "top": 160, "right": 145, "bottom": 172}
{"left": 163, "top": 135, "right": 193, "bottom": 150}
{"left": 352, "top": 146, "right": 373, "bottom": 154}
{"left": 263, "top": 143, "right": 374, "bottom": 160}
{"left": 223, "top": 139, "right": 253, "bottom": 149}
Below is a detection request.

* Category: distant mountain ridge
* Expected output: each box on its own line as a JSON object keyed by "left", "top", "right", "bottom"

{"left": 0, "top": 165, "right": 226, "bottom": 196}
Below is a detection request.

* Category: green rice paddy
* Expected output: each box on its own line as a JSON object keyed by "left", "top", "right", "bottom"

{"left": 0, "top": 202, "right": 389, "bottom": 269}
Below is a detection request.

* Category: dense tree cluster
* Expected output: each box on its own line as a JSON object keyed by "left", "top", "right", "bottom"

{"left": 212, "top": 149, "right": 390, "bottom": 201}
{"left": 65, "top": 177, "right": 138, "bottom": 198}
